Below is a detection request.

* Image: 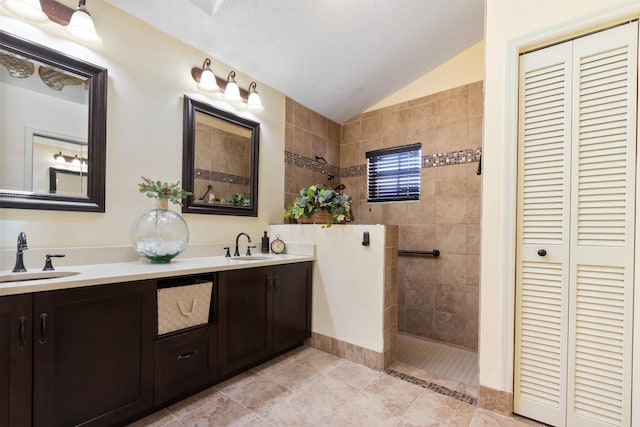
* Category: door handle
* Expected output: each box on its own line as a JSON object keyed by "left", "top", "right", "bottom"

{"left": 18, "top": 316, "right": 27, "bottom": 349}
{"left": 39, "top": 313, "right": 48, "bottom": 344}
{"left": 537, "top": 249, "right": 547, "bottom": 257}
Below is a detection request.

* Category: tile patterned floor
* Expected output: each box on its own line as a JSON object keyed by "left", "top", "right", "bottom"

{"left": 129, "top": 346, "right": 542, "bottom": 427}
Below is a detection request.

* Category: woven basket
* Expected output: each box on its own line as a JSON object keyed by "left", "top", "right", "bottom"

{"left": 297, "top": 211, "right": 331, "bottom": 224}
{"left": 157, "top": 281, "right": 212, "bottom": 335}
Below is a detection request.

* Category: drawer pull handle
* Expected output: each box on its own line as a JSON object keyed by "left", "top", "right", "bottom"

{"left": 176, "top": 299, "right": 197, "bottom": 317}
{"left": 39, "top": 313, "right": 48, "bottom": 344}
{"left": 18, "top": 316, "right": 27, "bottom": 349}
{"left": 177, "top": 350, "right": 199, "bottom": 360}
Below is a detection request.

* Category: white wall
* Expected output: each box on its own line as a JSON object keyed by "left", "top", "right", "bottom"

{"left": 0, "top": 3, "right": 285, "bottom": 264}
{"left": 271, "top": 224, "right": 387, "bottom": 352}
{"left": 480, "top": 0, "right": 640, "bottom": 392}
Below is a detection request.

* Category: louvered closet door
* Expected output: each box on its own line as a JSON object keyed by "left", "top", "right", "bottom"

{"left": 515, "top": 21, "right": 638, "bottom": 427}
{"left": 567, "top": 22, "right": 637, "bottom": 427}
{"left": 515, "top": 40, "right": 572, "bottom": 427}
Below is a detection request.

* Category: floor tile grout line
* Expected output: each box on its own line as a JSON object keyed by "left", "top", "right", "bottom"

{"left": 385, "top": 368, "right": 478, "bottom": 406}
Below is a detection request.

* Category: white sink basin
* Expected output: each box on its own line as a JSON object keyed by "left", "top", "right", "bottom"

{"left": 0, "top": 271, "right": 80, "bottom": 283}
{"left": 231, "top": 256, "right": 273, "bottom": 261}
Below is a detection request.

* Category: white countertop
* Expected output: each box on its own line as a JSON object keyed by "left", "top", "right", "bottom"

{"left": 0, "top": 253, "right": 314, "bottom": 296}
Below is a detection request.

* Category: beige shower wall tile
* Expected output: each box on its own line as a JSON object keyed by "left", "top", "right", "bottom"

{"left": 293, "top": 127, "right": 314, "bottom": 158}
{"left": 398, "top": 224, "right": 435, "bottom": 251}
{"left": 435, "top": 194, "right": 467, "bottom": 224}
{"left": 467, "top": 223, "right": 481, "bottom": 255}
{"left": 434, "top": 254, "right": 467, "bottom": 285}
{"left": 466, "top": 254, "right": 480, "bottom": 286}
{"left": 434, "top": 120, "right": 468, "bottom": 153}
{"left": 468, "top": 116, "right": 483, "bottom": 149}
{"left": 435, "top": 224, "right": 467, "bottom": 255}
{"left": 342, "top": 120, "right": 361, "bottom": 143}
{"left": 340, "top": 142, "right": 360, "bottom": 167}
{"left": 294, "top": 102, "right": 312, "bottom": 129}
{"left": 284, "top": 122, "right": 294, "bottom": 152}
{"left": 310, "top": 110, "right": 328, "bottom": 139}
{"left": 468, "top": 80, "right": 484, "bottom": 119}
{"left": 438, "top": 85, "right": 469, "bottom": 124}
{"left": 328, "top": 120, "right": 341, "bottom": 143}
{"left": 362, "top": 114, "right": 383, "bottom": 140}
{"left": 354, "top": 201, "right": 382, "bottom": 225}
{"left": 435, "top": 164, "right": 468, "bottom": 195}
{"left": 467, "top": 194, "right": 482, "bottom": 224}
{"left": 285, "top": 97, "right": 294, "bottom": 123}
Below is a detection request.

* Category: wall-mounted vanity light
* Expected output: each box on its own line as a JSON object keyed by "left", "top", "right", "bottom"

{"left": 2, "top": 0, "right": 102, "bottom": 45}
{"left": 246, "top": 82, "right": 264, "bottom": 112}
{"left": 53, "top": 151, "right": 87, "bottom": 167}
{"left": 191, "top": 58, "right": 265, "bottom": 112}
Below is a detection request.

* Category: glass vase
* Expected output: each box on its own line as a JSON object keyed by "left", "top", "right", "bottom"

{"left": 131, "top": 199, "right": 189, "bottom": 263}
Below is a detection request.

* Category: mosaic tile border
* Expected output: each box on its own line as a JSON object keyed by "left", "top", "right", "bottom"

{"left": 285, "top": 152, "right": 340, "bottom": 177}
{"left": 195, "top": 168, "right": 250, "bottom": 186}
{"left": 286, "top": 147, "right": 482, "bottom": 179}
{"left": 423, "top": 147, "right": 482, "bottom": 168}
{"left": 385, "top": 368, "right": 478, "bottom": 406}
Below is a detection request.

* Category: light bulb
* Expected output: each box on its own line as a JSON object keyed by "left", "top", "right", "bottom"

{"left": 246, "top": 82, "right": 264, "bottom": 112}
{"left": 223, "top": 71, "right": 242, "bottom": 102}
{"left": 198, "top": 67, "right": 219, "bottom": 92}
{"left": 65, "top": 4, "right": 102, "bottom": 45}
{"left": 3, "top": 0, "right": 49, "bottom": 23}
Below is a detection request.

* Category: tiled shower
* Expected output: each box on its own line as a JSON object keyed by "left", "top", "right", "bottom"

{"left": 284, "top": 81, "right": 483, "bottom": 383}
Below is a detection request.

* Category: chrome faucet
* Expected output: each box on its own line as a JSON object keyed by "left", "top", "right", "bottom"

{"left": 234, "top": 232, "right": 251, "bottom": 257}
{"left": 12, "top": 232, "right": 28, "bottom": 273}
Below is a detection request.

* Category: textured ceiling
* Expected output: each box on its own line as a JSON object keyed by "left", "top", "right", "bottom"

{"left": 105, "top": 0, "right": 484, "bottom": 123}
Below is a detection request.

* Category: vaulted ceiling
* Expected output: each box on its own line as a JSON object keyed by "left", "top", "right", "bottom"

{"left": 105, "top": 0, "right": 484, "bottom": 123}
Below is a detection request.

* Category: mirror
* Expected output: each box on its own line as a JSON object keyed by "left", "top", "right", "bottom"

{"left": 0, "top": 31, "right": 107, "bottom": 212}
{"left": 182, "top": 95, "right": 259, "bottom": 216}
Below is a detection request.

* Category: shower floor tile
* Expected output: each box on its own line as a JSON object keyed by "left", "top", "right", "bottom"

{"left": 396, "top": 333, "right": 479, "bottom": 388}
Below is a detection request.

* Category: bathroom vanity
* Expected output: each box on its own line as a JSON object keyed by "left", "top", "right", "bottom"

{"left": 0, "top": 255, "right": 313, "bottom": 427}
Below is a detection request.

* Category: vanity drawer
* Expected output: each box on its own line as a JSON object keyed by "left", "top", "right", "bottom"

{"left": 154, "top": 324, "right": 218, "bottom": 405}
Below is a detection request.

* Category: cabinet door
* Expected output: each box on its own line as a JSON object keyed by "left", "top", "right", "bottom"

{"left": 0, "top": 294, "right": 32, "bottom": 427}
{"left": 33, "top": 280, "right": 155, "bottom": 427}
{"left": 218, "top": 267, "right": 272, "bottom": 376}
{"left": 273, "top": 262, "right": 312, "bottom": 354}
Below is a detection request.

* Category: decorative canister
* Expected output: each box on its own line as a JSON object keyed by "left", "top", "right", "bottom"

{"left": 131, "top": 199, "right": 189, "bottom": 263}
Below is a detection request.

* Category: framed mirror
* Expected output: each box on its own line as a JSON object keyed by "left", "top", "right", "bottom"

{"left": 0, "top": 31, "right": 107, "bottom": 212}
{"left": 182, "top": 95, "right": 259, "bottom": 216}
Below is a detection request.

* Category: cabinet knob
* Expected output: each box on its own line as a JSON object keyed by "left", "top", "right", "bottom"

{"left": 537, "top": 249, "right": 547, "bottom": 257}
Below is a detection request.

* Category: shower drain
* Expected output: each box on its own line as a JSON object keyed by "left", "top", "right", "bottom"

{"left": 384, "top": 368, "right": 478, "bottom": 406}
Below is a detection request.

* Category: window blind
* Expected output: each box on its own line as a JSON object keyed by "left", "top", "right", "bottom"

{"left": 366, "top": 143, "right": 421, "bottom": 203}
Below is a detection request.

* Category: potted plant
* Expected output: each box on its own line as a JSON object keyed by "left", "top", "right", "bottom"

{"left": 283, "top": 184, "right": 354, "bottom": 226}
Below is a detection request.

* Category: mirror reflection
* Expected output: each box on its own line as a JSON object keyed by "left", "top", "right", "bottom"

{"left": 182, "top": 95, "right": 259, "bottom": 216}
{"left": 194, "top": 112, "right": 252, "bottom": 206}
{"left": 0, "top": 31, "right": 107, "bottom": 212}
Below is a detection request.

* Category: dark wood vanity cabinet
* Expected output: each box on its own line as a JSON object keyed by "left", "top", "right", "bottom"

{"left": 32, "top": 280, "right": 155, "bottom": 426}
{"left": 218, "top": 262, "right": 312, "bottom": 376}
{"left": 0, "top": 261, "right": 311, "bottom": 426}
{"left": 0, "top": 294, "right": 32, "bottom": 427}
{"left": 0, "top": 280, "right": 155, "bottom": 427}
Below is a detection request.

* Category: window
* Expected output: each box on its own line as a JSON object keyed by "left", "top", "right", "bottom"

{"left": 366, "top": 143, "right": 421, "bottom": 203}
